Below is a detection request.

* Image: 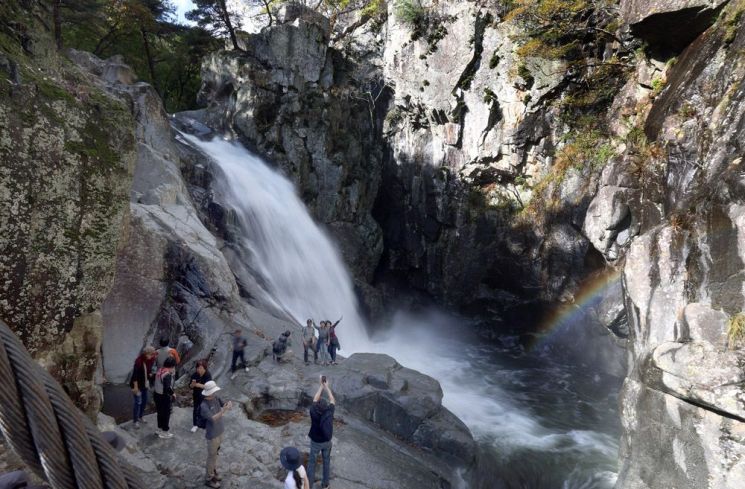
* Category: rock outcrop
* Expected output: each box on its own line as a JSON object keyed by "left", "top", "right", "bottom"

{"left": 0, "top": 1, "right": 136, "bottom": 413}
{"left": 584, "top": 1, "right": 745, "bottom": 486}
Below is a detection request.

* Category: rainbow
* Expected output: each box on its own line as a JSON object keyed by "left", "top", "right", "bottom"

{"left": 526, "top": 268, "right": 623, "bottom": 351}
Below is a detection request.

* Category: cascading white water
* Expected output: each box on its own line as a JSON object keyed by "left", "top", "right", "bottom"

{"left": 178, "top": 131, "right": 620, "bottom": 489}
{"left": 178, "top": 133, "right": 368, "bottom": 352}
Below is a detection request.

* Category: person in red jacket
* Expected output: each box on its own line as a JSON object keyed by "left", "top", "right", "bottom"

{"left": 130, "top": 346, "right": 157, "bottom": 429}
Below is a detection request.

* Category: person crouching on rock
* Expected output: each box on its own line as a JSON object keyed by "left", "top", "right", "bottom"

{"left": 280, "top": 446, "right": 310, "bottom": 489}
{"left": 273, "top": 330, "right": 292, "bottom": 362}
{"left": 302, "top": 319, "right": 318, "bottom": 365}
{"left": 308, "top": 375, "right": 335, "bottom": 489}
{"left": 200, "top": 381, "right": 232, "bottom": 488}
{"left": 190, "top": 359, "right": 212, "bottom": 433}
{"left": 153, "top": 356, "right": 176, "bottom": 439}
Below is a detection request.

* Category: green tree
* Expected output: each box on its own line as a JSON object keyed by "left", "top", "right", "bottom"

{"left": 187, "top": 0, "right": 242, "bottom": 51}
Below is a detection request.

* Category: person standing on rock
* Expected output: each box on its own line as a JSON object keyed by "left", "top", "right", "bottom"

{"left": 230, "top": 329, "right": 249, "bottom": 380}
{"left": 327, "top": 317, "right": 342, "bottom": 365}
{"left": 200, "top": 381, "right": 232, "bottom": 488}
{"left": 153, "top": 356, "right": 177, "bottom": 438}
{"left": 129, "top": 346, "right": 157, "bottom": 429}
{"left": 155, "top": 337, "right": 181, "bottom": 369}
{"left": 307, "top": 376, "right": 335, "bottom": 489}
{"left": 280, "top": 446, "right": 310, "bottom": 489}
{"left": 190, "top": 359, "right": 212, "bottom": 433}
{"left": 315, "top": 321, "right": 331, "bottom": 367}
{"left": 302, "top": 319, "right": 318, "bottom": 365}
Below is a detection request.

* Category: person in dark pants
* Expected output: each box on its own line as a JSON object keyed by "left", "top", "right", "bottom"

{"left": 129, "top": 346, "right": 156, "bottom": 429}
{"left": 153, "top": 356, "right": 176, "bottom": 438}
{"left": 307, "top": 376, "right": 335, "bottom": 489}
{"left": 190, "top": 359, "right": 212, "bottom": 433}
{"left": 230, "top": 329, "right": 249, "bottom": 380}
{"left": 327, "top": 317, "right": 341, "bottom": 365}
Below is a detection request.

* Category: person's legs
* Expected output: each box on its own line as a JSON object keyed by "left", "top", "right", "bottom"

{"left": 308, "top": 441, "right": 320, "bottom": 488}
{"left": 132, "top": 391, "right": 142, "bottom": 423}
{"left": 140, "top": 389, "right": 148, "bottom": 420}
{"left": 230, "top": 350, "right": 239, "bottom": 373}
{"left": 303, "top": 343, "right": 309, "bottom": 363}
{"left": 163, "top": 398, "right": 171, "bottom": 432}
{"left": 321, "top": 441, "right": 332, "bottom": 488}
{"left": 206, "top": 435, "right": 222, "bottom": 481}
{"left": 329, "top": 344, "right": 337, "bottom": 363}
{"left": 239, "top": 350, "right": 247, "bottom": 369}
{"left": 154, "top": 394, "right": 164, "bottom": 430}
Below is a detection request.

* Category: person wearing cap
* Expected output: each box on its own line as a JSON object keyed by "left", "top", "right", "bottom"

{"left": 307, "top": 376, "right": 335, "bottom": 489}
{"left": 153, "top": 356, "right": 177, "bottom": 439}
{"left": 280, "top": 447, "right": 310, "bottom": 489}
{"left": 200, "top": 381, "right": 232, "bottom": 488}
{"left": 129, "top": 346, "right": 157, "bottom": 429}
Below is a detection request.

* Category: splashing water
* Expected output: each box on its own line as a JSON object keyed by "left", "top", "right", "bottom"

{"left": 177, "top": 131, "right": 620, "bottom": 488}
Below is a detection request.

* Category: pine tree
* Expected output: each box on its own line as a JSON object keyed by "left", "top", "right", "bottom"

{"left": 186, "top": 0, "right": 242, "bottom": 51}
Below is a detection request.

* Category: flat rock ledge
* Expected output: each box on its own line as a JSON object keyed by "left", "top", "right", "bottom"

{"left": 101, "top": 352, "right": 476, "bottom": 489}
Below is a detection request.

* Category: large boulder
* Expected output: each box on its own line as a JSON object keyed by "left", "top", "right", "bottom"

{"left": 0, "top": 7, "right": 136, "bottom": 413}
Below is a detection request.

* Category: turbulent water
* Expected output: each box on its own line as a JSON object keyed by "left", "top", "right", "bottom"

{"left": 179, "top": 132, "right": 621, "bottom": 488}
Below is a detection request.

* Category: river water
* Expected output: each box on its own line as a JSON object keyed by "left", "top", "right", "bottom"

{"left": 177, "top": 131, "right": 622, "bottom": 489}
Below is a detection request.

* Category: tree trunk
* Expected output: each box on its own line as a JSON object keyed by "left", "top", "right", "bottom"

{"left": 53, "top": 0, "right": 62, "bottom": 49}
{"left": 140, "top": 27, "right": 159, "bottom": 94}
{"left": 218, "top": 0, "right": 241, "bottom": 50}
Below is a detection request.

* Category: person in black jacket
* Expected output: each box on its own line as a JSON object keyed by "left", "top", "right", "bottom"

{"left": 307, "top": 376, "right": 335, "bottom": 489}
{"left": 190, "top": 359, "right": 212, "bottom": 433}
{"left": 153, "top": 356, "right": 177, "bottom": 438}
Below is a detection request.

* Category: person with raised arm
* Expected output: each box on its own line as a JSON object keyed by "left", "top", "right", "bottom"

{"left": 307, "top": 375, "right": 335, "bottom": 489}
{"left": 327, "top": 316, "right": 342, "bottom": 365}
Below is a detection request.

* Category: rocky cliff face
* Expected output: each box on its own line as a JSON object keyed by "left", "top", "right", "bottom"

{"left": 588, "top": 1, "right": 745, "bottom": 486}
{"left": 0, "top": 0, "right": 136, "bottom": 414}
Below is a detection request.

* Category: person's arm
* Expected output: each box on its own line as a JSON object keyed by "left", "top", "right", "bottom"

{"left": 165, "top": 374, "right": 174, "bottom": 398}
{"left": 324, "top": 383, "right": 335, "bottom": 405}
{"left": 132, "top": 380, "right": 139, "bottom": 394}
{"left": 332, "top": 316, "right": 342, "bottom": 327}
{"left": 312, "top": 384, "right": 324, "bottom": 403}
{"left": 211, "top": 400, "right": 232, "bottom": 421}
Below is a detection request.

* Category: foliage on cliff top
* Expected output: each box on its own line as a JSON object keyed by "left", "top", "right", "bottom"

{"left": 727, "top": 313, "right": 745, "bottom": 349}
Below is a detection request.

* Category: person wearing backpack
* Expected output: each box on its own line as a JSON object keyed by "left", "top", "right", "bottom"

{"left": 307, "top": 375, "right": 335, "bottom": 489}
{"left": 129, "top": 346, "right": 157, "bottom": 429}
{"left": 190, "top": 359, "right": 213, "bottom": 433}
{"left": 200, "top": 381, "right": 232, "bottom": 488}
{"left": 153, "top": 356, "right": 177, "bottom": 438}
{"left": 280, "top": 446, "right": 310, "bottom": 489}
{"left": 155, "top": 337, "right": 181, "bottom": 369}
{"left": 273, "top": 330, "right": 292, "bottom": 363}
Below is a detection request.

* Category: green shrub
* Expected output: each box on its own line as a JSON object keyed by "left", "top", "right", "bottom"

{"left": 394, "top": 0, "right": 426, "bottom": 26}
{"left": 728, "top": 313, "right": 745, "bottom": 349}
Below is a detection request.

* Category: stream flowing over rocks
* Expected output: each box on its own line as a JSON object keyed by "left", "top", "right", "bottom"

{"left": 2, "top": 0, "right": 745, "bottom": 488}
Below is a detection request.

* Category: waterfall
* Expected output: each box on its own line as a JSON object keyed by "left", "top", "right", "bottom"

{"left": 177, "top": 133, "right": 368, "bottom": 352}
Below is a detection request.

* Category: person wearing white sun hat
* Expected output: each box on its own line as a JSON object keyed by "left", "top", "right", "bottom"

{"left": 200, "top": 381, "right": 232, "bottom": 488}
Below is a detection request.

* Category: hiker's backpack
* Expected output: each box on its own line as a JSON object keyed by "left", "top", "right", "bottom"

{"left": 156, "top": 347, "right": 171, "bottom": 368}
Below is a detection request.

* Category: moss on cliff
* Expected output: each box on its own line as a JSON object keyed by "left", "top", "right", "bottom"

{"left": 0, "top": 1, "right": 136, "bottom": 414}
